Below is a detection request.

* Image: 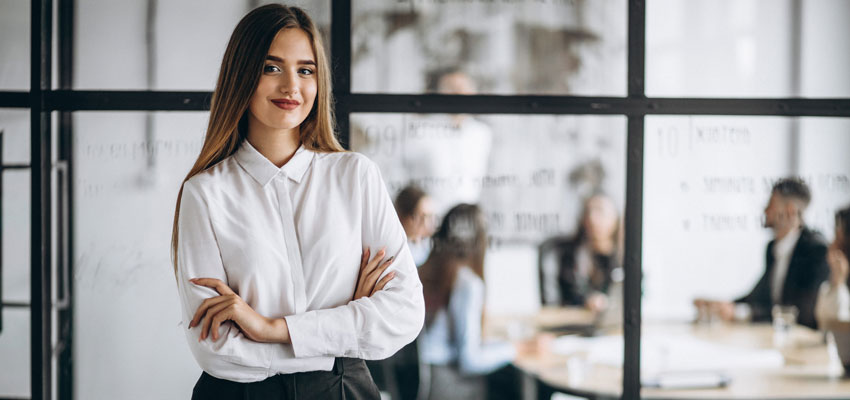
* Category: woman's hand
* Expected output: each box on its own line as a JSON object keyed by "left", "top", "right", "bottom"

{"left": 188, "top": 278, "right": 290, "bottom": 344}
{"left": 514, "top": 333, "right": 555, "bottom": 362}
{"left": 584, "top": 292, "right": 609, "bottom": 313}
{"left": 353, "top": 247, "right": 396, "bottom": 300}
{"left": 828, "top": 246, "right": 850, "bottom": 287}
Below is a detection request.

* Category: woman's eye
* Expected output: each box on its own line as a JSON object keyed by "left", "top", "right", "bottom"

{"left": 264, "top": 65, "right": 281, "bottom": 73}
{"left": 298, "top": 68, "right": 314, "bottom": 76}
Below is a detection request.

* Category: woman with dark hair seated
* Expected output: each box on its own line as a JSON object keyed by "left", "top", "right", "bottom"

{"left": 541, "top": 193, "right": 622, "bottom": 312}
{"left": 418, "top": 204, "right": 528, "bottom": 400}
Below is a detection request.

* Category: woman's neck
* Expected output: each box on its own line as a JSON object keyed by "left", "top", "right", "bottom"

{"left": 588, "top": 237, "right": 615, "bottom": 255}
{"left": 246, "top": 119, "right": 301, "bottom": 168}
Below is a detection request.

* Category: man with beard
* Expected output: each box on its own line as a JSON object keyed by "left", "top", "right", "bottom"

{"left": 695, "top": 178, "right": 830, "bottom": 329}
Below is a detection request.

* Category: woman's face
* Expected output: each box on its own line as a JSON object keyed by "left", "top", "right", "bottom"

{"left": 247, "top": 28, "right": 318, "bottom": 136}
{"left": 403, "top": 197, "right": 436, "bottom": 242}
{"left": 583, "top": 195, "right": 618, "bottom": 242}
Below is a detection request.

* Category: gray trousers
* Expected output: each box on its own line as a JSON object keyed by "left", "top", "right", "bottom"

{"left": 421, "top": 364, "right": 486, "bottom": 400}
{"left": 191, "top": 358, "right": 380, "bottom": 400}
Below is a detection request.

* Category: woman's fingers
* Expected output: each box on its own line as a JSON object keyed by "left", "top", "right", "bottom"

{"left": 355, "top": 248, "right": 371, "bottom": 289}
{"left": 189, "top": 278, "right": 237, "bottom": 333}
{"left": 353, "top": 247, "right": 391, "bottom": 300}
{"left": 361, "top": 247, "right": 370, "bottom": 270}
{"left": 372, "top": 271, "right": 396, "bottom": 295}
{"left": 365, "top": 248, "right": 386, "bottom": 272}
{"left": 190, "top": 295, "right": 230, "bottom": 328}
{"left": 200, "top": 299, "right": 234, "bottom": 340}
{"left": 361, "top": 248, "right": 387, "bottom": 284}
{"left": 367, "top": 256, "right": 395, "bottom": 285}
{"left": 209, "top": 306, "right": 234, "bottom": 341}
{"left": 190, "top": 278, "right": 235, "bottom": 296}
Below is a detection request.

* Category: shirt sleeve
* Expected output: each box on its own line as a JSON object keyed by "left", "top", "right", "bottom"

{"left": 283, "top": 159, "right": 426, "bottom": 360}
{"left": 450, "top": 271, "right": 516, "bottom": 375}
{"left": 176, "top": 179, "right": 289, "bottom": 382}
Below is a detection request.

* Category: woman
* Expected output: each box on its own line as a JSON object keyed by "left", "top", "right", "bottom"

{"left": 816, "top": 205, "right": 850, "bottom": 326}
{"left": 171, "top": 5, "right": 424, "bottom": 399}
{"left": 544, "top": 193, "right": 622, "bottom": 311}
{"left": 395, "top": 185, "right": 436, "bottom": 266}
{"left": 417, "top": 204, "right": 519, "bottom": 400}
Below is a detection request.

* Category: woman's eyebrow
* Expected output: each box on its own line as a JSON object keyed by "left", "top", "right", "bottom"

{"left": 265, "top": 55, "right": 316, "bottom": 66}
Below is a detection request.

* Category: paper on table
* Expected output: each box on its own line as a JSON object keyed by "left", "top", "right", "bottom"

{"left": 642, "top": 371, "right": 731, "bottom": 389}
{"left": 551, "top": 332, "right": 784, "bottom": 372}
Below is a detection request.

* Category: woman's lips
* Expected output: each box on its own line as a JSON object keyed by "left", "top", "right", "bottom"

{"left": 271, "top": 99, "right": 300, "bottom": 110}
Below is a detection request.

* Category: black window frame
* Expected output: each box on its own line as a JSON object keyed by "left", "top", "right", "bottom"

{"left": 2, "top": 0, "right": 850, "bottom": 399}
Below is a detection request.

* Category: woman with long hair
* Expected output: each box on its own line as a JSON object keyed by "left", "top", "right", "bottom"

{"left": 171, "top": 5, "right": 424, "bottom": 399}
{"left": 541, "top": 193, "right": 622, "bottom": 311}
{"left": 816, "top": 205, "right": 850, "bottom": 325}
{"left": 417, "top": 204, "right": 518, "bottom": 400}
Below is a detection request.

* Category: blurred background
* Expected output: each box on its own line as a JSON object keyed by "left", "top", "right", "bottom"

{"left": 2, "top": 0, "right": 850, "bottom": 399}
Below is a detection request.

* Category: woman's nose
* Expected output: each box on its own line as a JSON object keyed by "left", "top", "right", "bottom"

{"left": 278, "top": 71, "right": 298, "bottom": 95}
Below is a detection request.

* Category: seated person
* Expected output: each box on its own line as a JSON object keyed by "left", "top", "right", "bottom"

{"left": 695, "top": 178, "right": 830, "bottom": 329}
{"left": 395, "top": 185, "right": 436, "bottom": 266}
{"left": 418, "top": 204, "right": 537, "bottom": 400}
{"left": 540, "top": 193, "right": 622, "bottom": 312}
{"left": 816, "top": 205, "right": 850, "bottom": 325}
{"left": 365, "top": 185, "right": 436, "bottom": 400}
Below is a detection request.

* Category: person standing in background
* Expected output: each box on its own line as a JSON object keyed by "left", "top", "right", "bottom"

{"left": 403, "top": 68, "right": 493, "bottom": 215}
{"left": 696, "top": 178, "right": 830, "bottom": 329}
{"left": 816, "top": 206, "right": 850, "bottom": 325}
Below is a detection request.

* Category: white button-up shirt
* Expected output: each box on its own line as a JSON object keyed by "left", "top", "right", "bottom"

{"left": 176, "top": 139, "right": 425, "bottom": 383}
{"left": 771, "top": 228, "right": 801, "bottom": 304}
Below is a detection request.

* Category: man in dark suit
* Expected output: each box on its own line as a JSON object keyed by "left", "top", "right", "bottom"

{"left": 696, "top": 178, "right": 830, "bottom": 329}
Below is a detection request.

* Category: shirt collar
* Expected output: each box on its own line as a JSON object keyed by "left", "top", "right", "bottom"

{"left": 234, "top": 139, "right": 314, "bottom": 186}
{"left": 773, "top": 227, "right": 802, "bottom": 258}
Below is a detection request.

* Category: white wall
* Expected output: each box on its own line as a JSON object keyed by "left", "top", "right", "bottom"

{"left": 647, "top": 0, "right": 794, "bottom": 97}
{"left": 0, "top": 0, "right": 29, "bottom": 90}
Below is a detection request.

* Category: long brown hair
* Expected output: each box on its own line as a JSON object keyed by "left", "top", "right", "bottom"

{"left": 171, "top": 5, "right": 342, "bottom": 273}
{"left": 837, "top": 205, "right": 850, "bottom": 262}
{"left": 576, "top": 192, "right": 623, "bottom": 258}
{"left": 418, "top": 204, "right": 488, "bottom": 327}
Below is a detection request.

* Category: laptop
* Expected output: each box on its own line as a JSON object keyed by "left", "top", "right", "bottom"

{"left": 538, "top": 280, "right": 624, "bottom": 337}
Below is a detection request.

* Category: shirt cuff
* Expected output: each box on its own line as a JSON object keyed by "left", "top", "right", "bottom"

{"left": 284, "top": 305, "right": 359, "bottom": 358}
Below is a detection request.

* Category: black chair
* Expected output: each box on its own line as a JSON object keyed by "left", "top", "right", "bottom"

{"left": 537, "top": 235, "right": 572, "bottom": 306}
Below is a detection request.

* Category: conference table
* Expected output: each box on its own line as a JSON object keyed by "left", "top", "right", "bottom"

{"left": 487, "top": 307, "right": 850, "bottom": 399}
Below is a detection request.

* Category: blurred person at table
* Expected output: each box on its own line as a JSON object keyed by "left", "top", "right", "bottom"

{"left": 418, "top": 204, "right": 539, "bottom": 400}
{"left": 395, "top": 185, "right": 437, "bottom": 266}
{"left": 695, "top": 178, "right": 830, "bottom": 329}
{"left": 815, "top": 205, "right": 850, "bottom": 326}
{"left": 540, "top": 193, "right": 622, "bottom": 313}
{"left": 364, "top": 185, "right": 436, "bottom": 399}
